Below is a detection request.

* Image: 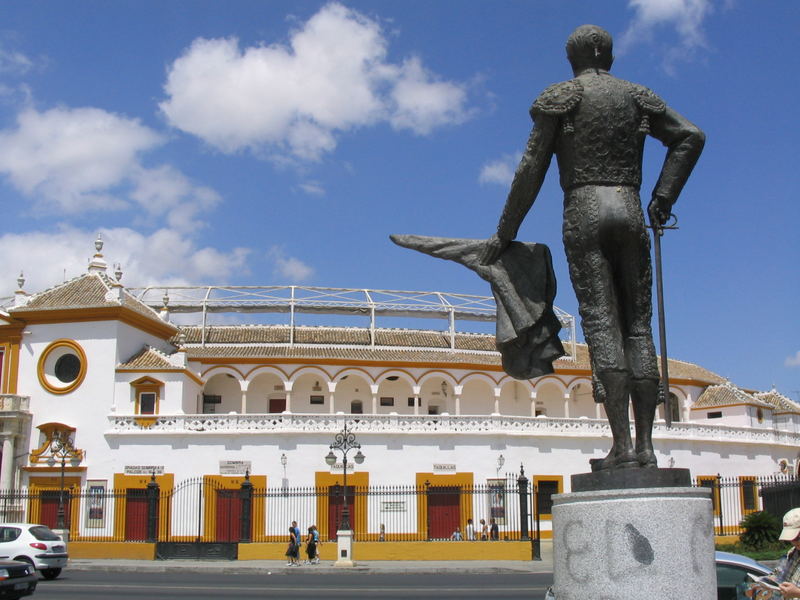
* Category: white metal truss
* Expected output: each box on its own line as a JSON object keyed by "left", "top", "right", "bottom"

{"left": 129, "top": 285, "right": 577, "bottom": 357}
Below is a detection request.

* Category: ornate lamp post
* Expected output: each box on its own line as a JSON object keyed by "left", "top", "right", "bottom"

{"left": 324, "top": 422, "right": 365, "bottom": 532}
{"left": 45, "top": 430, "right": 82, "bottom": 531}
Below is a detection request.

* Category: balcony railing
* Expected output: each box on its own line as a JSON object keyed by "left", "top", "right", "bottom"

{"left": 106, "top": 412, "right": 800, "bottom": 446}
{"left": 0, "top": 395, "right": 29, "bottom": 412}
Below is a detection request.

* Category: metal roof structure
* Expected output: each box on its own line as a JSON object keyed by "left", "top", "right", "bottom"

{"left": 129, "top": 285, "right": 577, "bottom": 357}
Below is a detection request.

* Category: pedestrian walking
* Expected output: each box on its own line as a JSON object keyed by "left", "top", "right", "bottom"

{"left": 304, "top": 526, "right": 317, "bottom": 564}
{"left": 285, "top": 526, "right": 300, "bottom": 566}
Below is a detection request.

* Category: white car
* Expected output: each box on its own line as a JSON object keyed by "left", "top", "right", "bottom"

{"left": 0, "top": 524, "right": 67, "bottom": 580}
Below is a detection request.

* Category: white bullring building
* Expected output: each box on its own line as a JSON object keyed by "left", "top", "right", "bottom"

{"left": 0, "top": 239, "right": 797, "bottom": 553}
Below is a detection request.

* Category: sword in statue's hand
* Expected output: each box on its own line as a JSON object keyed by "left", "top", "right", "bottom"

{"left": 649, "top": 207, "right": 678, "bottom": 429}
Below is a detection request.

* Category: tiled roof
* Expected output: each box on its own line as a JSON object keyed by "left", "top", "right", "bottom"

{"left": 10, "top": 272, "right": 168, "bottom": 325}
{"left": 754, "top": 390, "right": 800, "bottom": 414}
{"left": 176, "top": 325, "right": 724, "bottom": 384}
{"left": 119, "top": 347, "right": 177, "bottom": 370}
{"left": 693, "top": 381, "right": 772, "bottom": 409}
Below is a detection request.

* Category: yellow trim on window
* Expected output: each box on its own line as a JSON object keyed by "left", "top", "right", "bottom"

{"left": 697, "top": 475, "right": 721, "bottom": 516}
{"left": 738, "top": 476, "right": 759, "bottom": 515}
{"left": 533, "top": 475, "right": 564, "bottom": 521}
{"left": 37, "top": 339, "right": 87, "bottom": 395}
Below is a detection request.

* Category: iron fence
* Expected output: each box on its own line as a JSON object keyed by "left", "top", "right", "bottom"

{"left": 693, "top": 474, "right": 799, "bottom": 536}
{"left": 0, "top": 473, "right": 536, "bottom": 544}
{"left": 2, "top": 474, "right": 792, "bottom": 545}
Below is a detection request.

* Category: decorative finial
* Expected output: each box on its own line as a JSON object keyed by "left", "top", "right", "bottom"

{"left": 177, "top": 332, "right": 187, "bottom": 346}
{"left": 114, "top": 263, "right": 123, "bottom": 282}
{"left": 16, "top": 271, "right": 24, "bottom": 290}
{"left": 162, "top": 292, "right": 169, "bottom": 308}
{"left": 95, "top": 234, "right": 103, "bottom": 254}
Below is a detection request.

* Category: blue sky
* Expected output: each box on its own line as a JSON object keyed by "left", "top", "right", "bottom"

{"left": 0, "top": 1, "right": 797, "bottom": 398}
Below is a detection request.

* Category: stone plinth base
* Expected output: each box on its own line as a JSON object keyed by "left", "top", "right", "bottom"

{"left": 552, "top": 486, "right": 715, "bottom": 600}
{"left": 335, "top": 529, "right": 355, "bottom": 568}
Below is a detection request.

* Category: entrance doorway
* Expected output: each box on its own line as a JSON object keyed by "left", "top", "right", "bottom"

{"left": 39, "top": 490, "right": 71, "bottom": 529}
{"left": 215, "top": 489, "right": 245, "bottom": 542}
{"left": 327, "top": 485, "right": 355, "bottom": 540}
{"left": 427, "top": 486, "right": 460, "bottom": 540}
{"left": 124, "top": 489, "right": 156, "bottom": 541}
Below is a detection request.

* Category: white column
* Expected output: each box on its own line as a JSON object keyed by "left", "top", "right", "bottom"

{"left": 240, "top": 382, "right": 249, "bottom": 414}
{"left": 492, "top": 387, "right": 501, "bottom": 415}
{"left": 563, "top": 392, "right": 571, "bottom": 418}
{"left": 370, "top": 385, "right": 379, "bottom": 414}
{"left": 0, "top": 436, "right": 14, "bottom": 491}
{"left": 530, "top": 391, "right": 537, "bottom": 417}
{"left": 284, "top": 381, "right": 293, "bottom": 413}
{"left": 412, "top": 385, "right": 421, "bottom": 416}
{"left": 595, "top": 402, "right": 602, "bottom": 419}
{"left": 328, "top": 382, "right": 337, "bottom": 415}
{"left": 453, "top": 385, "right": 463, "bottom": 416}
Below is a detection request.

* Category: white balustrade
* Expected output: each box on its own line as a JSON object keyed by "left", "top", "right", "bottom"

{"left": 106, "top": 413, "right": 800, "bottom": 446}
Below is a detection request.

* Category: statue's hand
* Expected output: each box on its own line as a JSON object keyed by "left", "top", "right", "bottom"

{"left": 479, "top": 234, "right": 510, "bottom": 265}
{"left": 648, "top": 195, "right": 672, "bottom": 228}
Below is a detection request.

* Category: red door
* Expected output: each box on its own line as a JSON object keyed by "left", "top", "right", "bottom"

{"left": 216, "top": 490, "right": 243, "bottom": 542}
{"left": 427, "top": 487, "right": 460, "bottom": 539}
{"left": 328, "top": 485, "right": 355, "bottom": 540}
{"left": 125, "top": 489, "right": 153, "bottom": 541}
{"left": 269, "top": 398, "right": 286, "bottom": 413}
{"left": 40, "top": 490, "right": 71, "bottom": 529}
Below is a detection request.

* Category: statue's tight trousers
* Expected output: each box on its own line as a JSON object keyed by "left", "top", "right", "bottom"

{"left": 563, "top": 185, "right": 660, "bottom": 466}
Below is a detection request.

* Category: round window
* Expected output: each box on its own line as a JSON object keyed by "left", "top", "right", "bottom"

{"left": 37, "top": 340, "right": 87, "bottom": 394}
{"left": 54, "top": 354, "right": 81, "bottom": 383}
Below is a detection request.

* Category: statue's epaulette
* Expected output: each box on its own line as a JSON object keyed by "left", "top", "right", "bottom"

{"left": 628, "top": 82, "right": 666, "bottom": 115}
{"left": 530, "top": 79, "right": 583, "bottom": 118}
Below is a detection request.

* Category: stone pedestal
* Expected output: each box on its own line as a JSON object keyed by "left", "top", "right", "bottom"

{"left": 552, "top": 486, "right": 715, "bottom": 599}
{"left": 334, "top": 529, "right": 355, "bottom": 568}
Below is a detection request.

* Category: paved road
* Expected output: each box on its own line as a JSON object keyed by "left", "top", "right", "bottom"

{"left": 32, "top": 570, "right": 553, "bottom": 599}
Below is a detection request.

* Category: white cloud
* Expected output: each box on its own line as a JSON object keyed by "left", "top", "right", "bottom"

{"left": 785, "top": 351, "right": 800, "bottom": 368}
{"left": 0, "top": 226, "right": 250, "bottom": 297}
{"left": 0, "top": 105, "right": 223, "bottom": 234}
{"left": 0, "top": 47, "right": 33, "bottom": 74}
{"left": 479, "top": 153, "right": 519, "bottom": 186}
{"left": 297, "top": 181, "right": 326, "bottom": 197}
{"left": 160, "top": 2, "right": 471, "bottom": 161}
{"left": 619, "top": 0, "right": 712, "bottom": 70}
{"left": 0, "top": 106, "right": 162, "bottom": 213}
{"left": 267, "top": 246, "right": 314, "bottom": 283}
{"left": 388, "top": 57, "right": 469, "bottom": 135}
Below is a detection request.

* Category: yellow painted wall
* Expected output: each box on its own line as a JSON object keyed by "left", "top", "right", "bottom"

{"left": 238, "top": 541, "right": 532, "bottom": 561}
{"left": 70, "top": 542, "right": 156, "bottom": 560}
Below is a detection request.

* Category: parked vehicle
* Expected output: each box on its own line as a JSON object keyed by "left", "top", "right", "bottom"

{"left": 716, "top": 551, "right": 773, "bottom": 600}
{"left": 0, "top": 560, "right": 37, "bottom": 599}
{"left": 545, "top": 551, "right": 773, "bottom": 600}
{"left": 0, "top": 524, "right": 67, "bottom": 580}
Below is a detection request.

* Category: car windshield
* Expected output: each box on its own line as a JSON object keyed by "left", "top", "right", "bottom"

{"left": 28, "top": 526, "right": 60, "bottom": 541}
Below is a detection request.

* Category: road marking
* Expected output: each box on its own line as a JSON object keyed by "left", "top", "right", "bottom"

{"left": 46, "top": 582, "right": 540, "bottom": 594}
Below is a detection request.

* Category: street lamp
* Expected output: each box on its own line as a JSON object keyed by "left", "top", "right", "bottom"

{"left": 496, "top": 454, "right": 505, "bottom": 477}
{"left": 324, "top": 422, "right": 365, "bottom": 531}
{"left": 45, "top": 430, "right": 82, "bottom": 530}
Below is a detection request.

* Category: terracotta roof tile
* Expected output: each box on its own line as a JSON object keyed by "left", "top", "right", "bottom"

{"left": 693, "top": 381, "right": 772, "bottom": 409}
{"left": 11, "top": 272, "right": 169, "bottom": 327}
{"left": 119, "top": 346, "right": 177, "bottom": 369}
{"left": 754, "top": 390, "right": 800, "bottom": 414}
{"left": 176, "top": 325, "right": 724, "bottom": 384}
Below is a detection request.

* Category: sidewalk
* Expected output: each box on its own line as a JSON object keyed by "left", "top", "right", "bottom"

{"left": 68, "top": 543, "right": 553, "bottom": 575}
